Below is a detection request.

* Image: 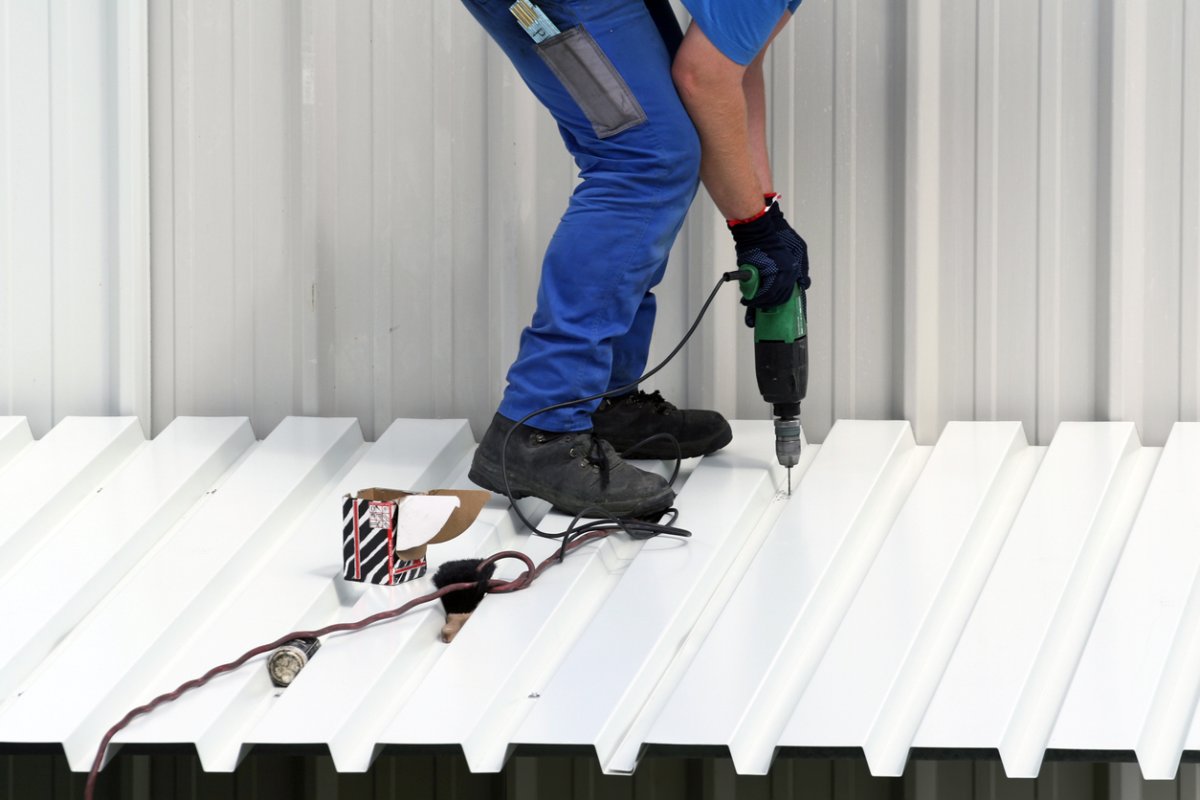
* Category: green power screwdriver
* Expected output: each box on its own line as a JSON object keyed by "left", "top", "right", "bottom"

{"left": 737, "top": 265, "right": 808, "bottom": 494}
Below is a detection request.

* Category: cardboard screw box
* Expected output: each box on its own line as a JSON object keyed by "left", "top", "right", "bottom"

{"left": 341, "top": 488, "right": 489, "bottom": 585}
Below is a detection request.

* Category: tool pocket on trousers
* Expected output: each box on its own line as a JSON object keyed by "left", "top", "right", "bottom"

{"left": 536, "top": 26, "right": 647, "bottom": 139}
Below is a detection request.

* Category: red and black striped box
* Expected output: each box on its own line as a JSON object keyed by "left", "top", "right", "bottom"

{"left": 341, "top": 488, "right": 491, "bottom": 585}
{"left": 342, "top": 491, "right": 427, "bottom": 585}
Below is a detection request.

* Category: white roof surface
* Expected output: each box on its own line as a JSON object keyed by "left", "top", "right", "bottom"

{"left": 0, "top": 415, "right": 1195, "bottom": 780}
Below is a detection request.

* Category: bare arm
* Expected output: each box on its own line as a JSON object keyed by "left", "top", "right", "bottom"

{"left": 673, "top": 15, "right": 793, "bottom": 219}
{"left": 743, "top": 52, "right": 773, "bottom": 197}
{"left": 671, "top": 25, "right": 762, "bottom": 220}
{"left": 744, "top": 15, "right": 792, "bottom": 195}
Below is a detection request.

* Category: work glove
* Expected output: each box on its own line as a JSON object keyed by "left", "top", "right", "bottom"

{"left": 765, "top": 195, "right": 810, "bottom": 294}
{"left": 729, "top": 197, "right": 809, "bottom": 326}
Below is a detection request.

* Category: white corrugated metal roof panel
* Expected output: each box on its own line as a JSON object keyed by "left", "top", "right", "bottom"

{"left": 2, "top": 416, "right": 1198, "bottom": 781}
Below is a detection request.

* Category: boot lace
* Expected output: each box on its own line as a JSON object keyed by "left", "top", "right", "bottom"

{"left": 580, "top": 433, "right": 612, "bottom": 490}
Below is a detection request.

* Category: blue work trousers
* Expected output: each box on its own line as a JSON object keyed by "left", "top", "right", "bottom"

{"left": 460, "top": 0, "right": 701, "bottom": 431}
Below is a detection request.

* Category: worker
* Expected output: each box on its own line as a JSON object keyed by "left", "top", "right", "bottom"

{"left": 464, "top": 0, "right": 808, "bottom": 517}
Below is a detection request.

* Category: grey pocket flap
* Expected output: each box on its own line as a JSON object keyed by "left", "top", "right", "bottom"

{"left": 536, "top": 26, "right": 648, "bottom": 139}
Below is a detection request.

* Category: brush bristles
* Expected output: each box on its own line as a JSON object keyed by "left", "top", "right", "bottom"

{"left": 433, "top": 558, "right": 496, "bottom": 615}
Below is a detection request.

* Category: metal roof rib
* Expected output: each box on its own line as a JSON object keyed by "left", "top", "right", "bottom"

{"left": 997, "top": 435, "right": 1159, "bottom": 777}
{"left": 1133, "top": 426, "right": 1200, "bottom": 777}
{"left": 783, "top": 421, "right": 1028, "bottom": 770}
{"left": 2, "top": 416, "right": 1200, "bottom": 781}
{"left": 912, "top": 423, "right": 1141, "bottom": 763}
{"left": 644, "top": 420, "right": 919, "bottom": 773}
{"left": 378, "top": 487, "right": 637, "bottom": 772}
{"left": 508, "top": 421, "right": 790, "bottom": 772}
{"left": 273, "top": 472, "right": 554, "bottom": 773}
{"left": 371, "top": 445, "right": 699, "bottom": 773}
{"left": 861, "top": 436, "right": 1047, "bottom": 775}
{"left": 0, "top": 417, "right": 33, "bottom": 469}
{"left": 0, "top": 417, "right": 254, "bottom": 707}
{"left": 605, "top": 429, "right": 821, "bottom": 775}
{"left": 110, "top": 418, "right": 477, "bottom": 771}
{"left": 0, "top": 416, "right": 143, "bottom": 574}
{"left": 0, "top": 416, "right": 362, "bottom": 771}
{"left": 1147, "top": 568, "right": 1200, "bottom": 778}
{"left": 1050, "top": 423, "right": 1200, "bottom": 771}
{"left": 246, "top": 422, "right": 554, "bottom": 772}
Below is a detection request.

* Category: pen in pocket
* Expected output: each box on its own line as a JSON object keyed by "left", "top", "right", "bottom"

{"left": 510, "top": 0, "right": 560, "bottom": 42}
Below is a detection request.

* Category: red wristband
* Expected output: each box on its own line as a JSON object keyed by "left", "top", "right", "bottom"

{"left": 726, "top": 205, "right": 770, "bottom": 227}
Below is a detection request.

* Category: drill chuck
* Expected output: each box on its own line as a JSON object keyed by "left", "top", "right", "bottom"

{"left": 773, "top": 415, "right": 802, "bottom": 469}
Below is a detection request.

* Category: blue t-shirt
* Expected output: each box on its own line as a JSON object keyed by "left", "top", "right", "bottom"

{"left": 681, "top": 0, "right": 803, "bottom": 65}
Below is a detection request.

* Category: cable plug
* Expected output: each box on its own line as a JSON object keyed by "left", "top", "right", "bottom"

{"left": 432, "top": 558, "right": 497, "bottom": 642}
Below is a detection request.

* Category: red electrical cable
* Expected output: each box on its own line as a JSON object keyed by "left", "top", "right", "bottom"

{"left": 83, "top": 536, "right": 608, "bottom": 800}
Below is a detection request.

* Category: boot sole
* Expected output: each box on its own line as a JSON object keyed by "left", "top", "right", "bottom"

{"left": 468, "top": 449, "right": 674, "bottom": 518}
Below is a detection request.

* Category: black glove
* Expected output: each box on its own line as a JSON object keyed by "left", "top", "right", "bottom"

{"left": 765, "top": 199, "right": 810, "bottom": 294}
{"left": 734, "top": 199, "right": 811, "bottom": 326}
{"left": 729, "top": 209, "right": 806, "bottom": 312}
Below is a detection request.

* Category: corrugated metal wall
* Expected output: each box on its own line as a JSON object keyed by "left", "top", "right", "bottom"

{"left": 0, "top": 0, "right": 149, "bottom": 438}
{"left": 904, "top": 0, "right": 1199, "bottom": 447}
{"left": 140, "top": 0, "right": 1200, "bottom": 445}
{"left": 2, "top": 0, "right": 1197, "bottom": 445}
{"left": 143, "top": 0, "right": 908, "bottom": 444}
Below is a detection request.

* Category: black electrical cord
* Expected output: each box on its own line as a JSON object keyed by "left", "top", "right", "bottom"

{"left": 500, "top": 269, "right": 750, "bottom": 552}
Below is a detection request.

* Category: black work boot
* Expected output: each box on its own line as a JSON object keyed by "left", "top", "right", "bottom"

{"left": 591, "top": 390, "right": 732, "bottom": 459}
{"left": 469, "top": 413, "right": 675, "bottom": 518}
